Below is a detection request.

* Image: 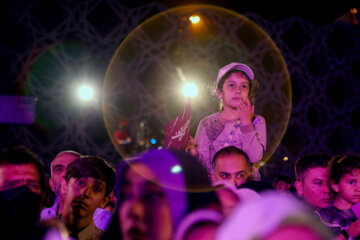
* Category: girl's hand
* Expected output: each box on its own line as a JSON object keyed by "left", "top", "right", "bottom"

{"left": 237, "top": 97, "right": 254, "bottom": 125}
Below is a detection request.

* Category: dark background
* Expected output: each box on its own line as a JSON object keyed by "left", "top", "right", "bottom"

{"left": 137, "top": 0, "right": 358, "bottom": 26}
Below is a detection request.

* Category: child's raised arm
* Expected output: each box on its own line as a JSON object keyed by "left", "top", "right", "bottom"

{"left": 241, "top": 115, "right": 266, "bottom": 163}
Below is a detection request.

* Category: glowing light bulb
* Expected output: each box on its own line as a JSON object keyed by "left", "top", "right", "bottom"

{"left": 189, "top": 15, "right": 200, "bottom": 24}
{"left": 182, "top": 82, "right": 198, "bottom": 98}
{"left": 171, "top": 165, "right": 182, "bottom": 174}
{"left": 78, "top": 85, "right": 93, "bottom": 101}
{"left": 283, "top": 156, "right": 289, "bottom": 162}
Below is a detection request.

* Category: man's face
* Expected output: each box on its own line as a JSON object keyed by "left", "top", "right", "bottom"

{"left": 64, "top": 177, "right": 108, "bottom": 219}
{"left": 212, "top": 153, "right": 251, "bottom": 188}
{"left": 50, "top": 153, "right": 79, "bottom": 196}
{"left": 295, "top": 167, "right": 331, "bottom": 209}
{"left": 0, "top": 163, "right": 41, "bottom": 194}
{"left": 118, "top": 163, "right": 172, "bottom": 240}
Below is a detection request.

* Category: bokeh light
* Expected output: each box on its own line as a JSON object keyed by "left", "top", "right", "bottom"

{"left": 182, "top": 82, "right": 199, "bottom": 98}
{"left": 24, "top": 40, "right": 105, "bottom": 138}
{"left": 78, "top": 85, "right": 94, "bottom": 101}
{"left": 171, "top": 165, "right": 183, "bottom": 174}
{"left": 189, "top": 15, "right": 200, "bottom": 24}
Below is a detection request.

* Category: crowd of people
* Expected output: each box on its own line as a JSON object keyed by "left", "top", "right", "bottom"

{"left": 1, "top": 62, "right": 359, "bottom": 240}
{"left": 3, "top": 144, "right": 358, "bottom": 240}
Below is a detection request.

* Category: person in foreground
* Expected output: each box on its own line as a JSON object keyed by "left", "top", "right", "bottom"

{"left": 215, "top": 191, "right": 334, "bottom": 240}
{"left": 0, "top": 145, "right": 66, "bottom": 240}
{"left": 61, "top": 156, "right": 115, "bottom": 240}
{"left": 102, "top": 148, "right": 221, "bottom": 240}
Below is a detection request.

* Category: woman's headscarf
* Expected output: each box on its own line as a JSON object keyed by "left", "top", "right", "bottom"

{"left": 215, "top": 191, "right": 334, "bottom": 240}
{"left": 114, "top": 149, "right": 188, "bottom": 229}
{"left": 104, "top": 148, "right": 219, "bottom": 239}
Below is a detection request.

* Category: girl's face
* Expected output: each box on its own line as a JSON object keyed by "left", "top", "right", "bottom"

{"left": 217, "top": 72, "right": 250, "bottom": 110}
{"left": 332, "top": 169, "right": 360, "bottom": 205}
{"left": 118, "top": 163, "right": 173, "bottom": 240}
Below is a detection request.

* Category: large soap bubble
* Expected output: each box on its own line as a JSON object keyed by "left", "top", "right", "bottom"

{"left": 103, "top": 5, "right": 291, "bottom": 166}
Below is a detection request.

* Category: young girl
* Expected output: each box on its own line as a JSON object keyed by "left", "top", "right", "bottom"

{"left": 317, "top": 154, "right": 360, "bottom": 239}
{"left": 194, "top": 62, "right": 266, "bottom": 175}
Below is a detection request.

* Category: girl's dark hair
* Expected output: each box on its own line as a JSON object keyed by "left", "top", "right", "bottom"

{"left": 216, "top": 69, "right": 259, "bottom": 105}
{"left": 104, "top": 150, "right": 220, "bottom": 240}
{"left": 330, "top": 154, "right": 360, "bottom": 183}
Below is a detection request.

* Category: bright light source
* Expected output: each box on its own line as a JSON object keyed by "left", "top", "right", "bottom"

{"left": 151, "top": 138, "right": 157, "bottom": 144}
{"left": 283, "top": 156, "right": 289, "bottom": 162}
{"left": 171, "top": 165, "right": 182, "bottom": 174}
{"left": 78, "top": 85, "right": 94, "bottom": 101}
{"left": 182, "top": 82, "right": 198, "bottom": 98}
{"left": 189, "top": 15, "right": 200, "bottom": 24}
{"left": 259, "top": 161, "right": 265, "bottom": 167}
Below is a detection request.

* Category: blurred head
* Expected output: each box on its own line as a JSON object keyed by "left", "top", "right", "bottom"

{"left": 329, "top": 155, "right": 360, "bottom": 206}
{"left": 262, "top": 225, "right": 330, "bottom": 240}
{"left": 213, "top": 183, "right": 240, "bottom": 217}
{"left": 63, "top": 156, "right": 115, "bottom": 220}
{"left": 110, "top": 149, "right": 218, "bottom": 240}
{"left": 294, "top": 153, "right": 331, "bottom": 209}
{"left": 211, "top": 146, "right": 252, "bottom": 188}
{"left": 215, "top": 191, "right": 334, "bottom": 240}
{"left": 49, "top": 150, "right": 82, "bottom": 197}
{"left": 0, "top": 145, "right": 45, "bottom": 195}
{"left": 117, "top": 162, "right": 173, "bottom": 240}
{"left": 274, "top": 175, "right": 291, "bottom": 192}
{"left": 213, "top": 179, "right": 264, "bottom": 219}
{"left": 0, "top": 145, "right": 46, "bottom": 225}
{"left": 103, "top": 190, "right": 116, "bottom": 212}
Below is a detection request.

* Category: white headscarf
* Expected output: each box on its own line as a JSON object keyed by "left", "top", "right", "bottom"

{"left": 215, "top": 191, "right": 334, "bottom": 240}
